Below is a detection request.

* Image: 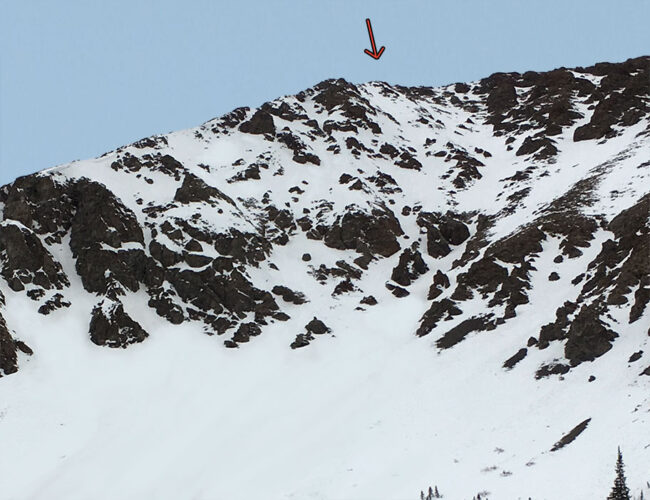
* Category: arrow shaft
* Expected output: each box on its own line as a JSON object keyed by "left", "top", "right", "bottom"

{"left": 366, "top": 18, "right": 378, "bottom": 54}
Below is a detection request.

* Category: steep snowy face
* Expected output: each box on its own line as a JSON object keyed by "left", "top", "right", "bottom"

{"left": 0, "top": 57, "right": 648, "bottom": 499}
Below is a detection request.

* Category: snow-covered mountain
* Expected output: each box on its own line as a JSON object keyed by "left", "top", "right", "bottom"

{"left": 0, "top": 56, "right": 648, "bottom": 500}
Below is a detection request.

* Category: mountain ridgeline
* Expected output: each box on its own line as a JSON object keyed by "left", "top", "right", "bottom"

{"left": 1, "top": 56, "right": 648, "bottom": 379}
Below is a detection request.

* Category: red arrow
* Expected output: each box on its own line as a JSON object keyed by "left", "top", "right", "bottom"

{"left": 364, "top": 18, "right": 385, "bottom": 60}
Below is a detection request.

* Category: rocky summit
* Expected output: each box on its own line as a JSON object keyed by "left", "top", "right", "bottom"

{"left": 0, "top": 56, "right": 648, "bottom": 499}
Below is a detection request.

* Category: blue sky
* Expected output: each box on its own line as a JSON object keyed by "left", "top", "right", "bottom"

{"left": 1, "top": 0, "right": 648, "bottom": 186}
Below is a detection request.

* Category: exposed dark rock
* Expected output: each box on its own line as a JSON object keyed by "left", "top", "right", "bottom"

{"left": 423, "top": 226, "right": 451, "bottom": 259}
{"left": 272, "top": 285, "right": 307, "bottom": 305}
{"left": 391, "top": 247, "right": 429, "bottom": 286}
{"left": 628, "top": 350, "right": 643, "bottom": 363}
{"left": 345, "top": 137, "right": 372, "bottom": 153}
{"left": 184, "top": 253, "right": 212, "bottom": 268}
{"left": 149, "top": 240, "right": 183, "bottom": 268}
{"left": 312, "top": 78, "right": 382, "bottom": 134}
{"left": 386, "top": 283, "right": 410, "bottom": 298}
{"left": 2, "top": 174, "right": 75, "bottom": 242}
{"left": 309, "top": 261, "right": 362, "bottom": 284}
{"left": 353, "top": 252, "right": 374, "bottom": 270}
{"left": 433, "top": 270, "right": 450, "bottom": 288}
{"left": 323, "top": 204, "right": 403, "bottom": 258}
{"left": 452, "top": 214, "right": 495, "bottom": 269}
{"left": 266, "top": 206, "right": 296, "bottom": 232}
{"left": 548, "top": 272, "right": 560, "bottom": 281}
{"left": 436, "top": 315, "right": 493, "bottom": 349}
{"left": 260, "top": 100, "right": 309, "bottom": 122}
{"left": 38, "top": 293, "right": 71, "bottom": 315}
{"left": 211, "top": 229, "right": 270, "bottom": 265}
{"left": 395, "top": 151, "right": 422, "bottom": 171}
{"left": 564, "top": 304, "right": 617, "bottom": 365}
{"left": 333, "top": 279, "right": 356, "bottom": 295}
{"left": 535, "top": 362, "right": 570, "bottom": 379}
{"left": 213, "top": 107, "right": 249, "bottom": 130}
{"left": 273, "top": 312, "right": 290, "bottom": 322}
{"left": 417, "top": 212, "right": 469, "bottom": 258}
{"left": 228, "top": 163, "right": 262, "bottom": 183}
{"left": 550, "top": 418, "right": 591, "bottom": 452}
{"left": 0, "top": 312, "right": 32, "bottom": 377}
{"left": 438, "top": 218, "right": 470, "bottom": 246}
{"left": 185, "top": 239, "right": 203, "bottom": 252}
{"left": 379, "top": 143, "right": 399, "bottom": 158}
{"left": 417, "top": 299, "right": 463, "bottom": 337}
{"left": 89, "top": 300, "right": 148, "bottom": 348}
{"left": 132, "top": 135, "right": 168, "bottom": 150}
{"left": 290, "top": 333, "right": 313, "bottom": 349}
{"left": 503, "top": 348, "right": 528, "bottom": 369}
{"left": 582, "top": 195, "right": 649, "bottom": 322}
{"left": 305, "top": 317, "right": 331, "bottom": 335}
{"left": 360, "top": 295, "right": 377, "bottom": 306}
{"left": 110, "top": 153, "right": 186, "bottom": 178}
{"left": 516, "top": 136, "right": 558, "bottom": 158}
{"left": 239, "top": 110, "right": 275, "bottom": 135}
{"left": 427, "top": 285, "right": 443, "bottom": 300}
{"left": 69, "top": 179, "right": 147, "bottom": 298}
{"left": 339, "top": 173, "right": 354, "bottom": 184}
{"left": 0, "top": 223, "right": 69, "bottom": 292}
{"left": 174, "top": 173, "right": 235, "bottom": 206}
{"left": 147, "top": 289, "right": 185, "bottom": 325}
{"left": 293, "top": 152, "right": 321, "bottom": 166}
{"left": 538, "top": 301, "right": 578, "bottom": 348}
{"left": 302, "top": 253, "right": 312, "bottom": 262}
{"left": 573, "top": 57, "right": 649, "bottom": 141}
{"left": 476, "top": 66, "right": 589, "bottom": 146}
{"left": 231, "top": 322, "right": 262, "bottom": 344}
{"left": 366, "top": 171, "right": 401, "bottom": 195}
{"left": 535, "top": 196, "right": 649, "bottom": 367}
{"left": 27, "top": 289, "right": 46, "bottom": 301}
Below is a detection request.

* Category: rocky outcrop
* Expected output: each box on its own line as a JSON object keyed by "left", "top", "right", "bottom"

{"left": 417, "top": 212, "right": 470, "bottom": 258}
{"left": 0, "top": 56, "right": 647, "bottom": 380}
{"left": 290, "top": 317, "right": 332, "bottom": 349}
{"left": 0, "top": 222, "right": 69, "bottom": 292}
{"left": 0, "top": 304, "right": 33, "bottom": 377}
{"left": 272, "top": 285, "right": 307, "bottom": 305}
{"left": 537, "top": 195, "right": 649, "bottom": 366}
{"left": 573, "top": 57, "right": 649, "bottom": 141}
{"left": 305, "top": 317, "right": 331, "bottom": 335}
{"left": 239, "top": 110, "right": 276, "bottom": 135}
{"left": 391, "top": 246, "right": 428, "bottom": 286}
{"left": 38, "top": 293, "right": 72, "bottom": 315}
{"left": 70, "top": 179, "right": 147, "bottom": 297}
{"left": 322, "top": 204, "right": 403, "bottom": 258}
{"left": 1, "top": 174, "right": 75, "bottom": 243}
{"left": 174, "top": 173, "right": 235, "bottom": 206}
{"left": 89, "top": 300, "right": 149, "bottom": 348}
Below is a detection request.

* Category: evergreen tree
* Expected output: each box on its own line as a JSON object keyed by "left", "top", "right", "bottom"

{"left": 608, "top": 447, "right": 630, "bottom": 500}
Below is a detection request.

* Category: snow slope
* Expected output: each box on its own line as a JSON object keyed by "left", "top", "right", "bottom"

{"left": 0, "top": 57, "right": 649, "bottom": 499}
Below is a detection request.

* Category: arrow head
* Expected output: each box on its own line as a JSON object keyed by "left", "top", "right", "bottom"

{"left": 364, "top": 46, "right": 385, "bottom": 60}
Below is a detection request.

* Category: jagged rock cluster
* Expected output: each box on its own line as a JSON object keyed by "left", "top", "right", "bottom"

{"left": 0, "top": 56, "right": 648, "bottom": 380}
